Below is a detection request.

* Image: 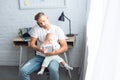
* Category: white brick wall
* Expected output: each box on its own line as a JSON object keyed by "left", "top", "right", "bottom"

{"left": 0, "top": 0, "right": 86, "bottom": 67}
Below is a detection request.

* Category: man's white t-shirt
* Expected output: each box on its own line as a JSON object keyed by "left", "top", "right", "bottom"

{"left": 29, "top": 24, "right": 66, "bottom": 57}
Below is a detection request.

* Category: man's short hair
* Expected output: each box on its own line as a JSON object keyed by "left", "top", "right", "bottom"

{"left": 34, "top": 12, "right": 45, "bottom": 21}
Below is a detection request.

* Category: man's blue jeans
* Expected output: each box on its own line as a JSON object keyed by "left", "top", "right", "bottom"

{"left": 20, "top": 55, "right": 59, "bottom": 80}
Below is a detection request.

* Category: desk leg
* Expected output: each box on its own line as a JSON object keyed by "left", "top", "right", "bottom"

{"left": 19, "top": 46, "right": 23, "bottom": 69}
{"left": 64, "top": 52, "right": 72, "bottom": 79}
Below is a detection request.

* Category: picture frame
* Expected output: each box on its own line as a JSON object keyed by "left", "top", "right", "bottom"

{"left": 19, "top": 0, "right": 66, "bottom": 9}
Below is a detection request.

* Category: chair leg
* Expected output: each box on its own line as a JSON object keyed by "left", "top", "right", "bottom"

{"left": 44, "top": 68, "right": 49, "bottom": 80}
{"left": 64, "top": 52, "right": 72, "bottom": 79}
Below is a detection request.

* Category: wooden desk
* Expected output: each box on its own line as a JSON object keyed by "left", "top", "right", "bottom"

{"left": 13, "top": 36, "right": 76, "bottom": 79}
{"left": 13, "top": 36, "right": 76, "bottom": 48}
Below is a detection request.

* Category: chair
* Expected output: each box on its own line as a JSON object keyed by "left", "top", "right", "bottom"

{"left": 35, "top": 52, "right": 72, "bottom": 80}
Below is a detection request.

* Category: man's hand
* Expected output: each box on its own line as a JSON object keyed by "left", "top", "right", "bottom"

{"left": 38, "top": 48, "right": 44, "bottom": 53}
{"left": 44, "top": 49, "right": 59, "bottom": 56}
{"left": 44, "top": 52, "right": 54, "bottom": 56}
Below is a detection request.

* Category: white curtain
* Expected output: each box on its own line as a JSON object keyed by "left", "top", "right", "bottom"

{"left": 85, "top": 0, "right": 120, "bottom": 80}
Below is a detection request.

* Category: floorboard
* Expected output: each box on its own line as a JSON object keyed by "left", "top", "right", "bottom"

{"left": 0, "top": 66, "right": 80, "bottom": 80}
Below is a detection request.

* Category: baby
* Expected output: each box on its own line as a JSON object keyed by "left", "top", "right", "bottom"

{"left": 37, "top": 33, "right": 73, "bottom": 75}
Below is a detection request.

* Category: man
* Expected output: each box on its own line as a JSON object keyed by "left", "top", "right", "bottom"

{"left": 20, "top": 12, "right": 68, "bottom": 80}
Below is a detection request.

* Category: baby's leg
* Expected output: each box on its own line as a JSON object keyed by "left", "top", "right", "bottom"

{"left": 38, "top": 56, "right": 53, "bottom": 75}
{"left": 61, "top": 61, "right": 73, "bottom": 70}
{"left": 37, "top": 66, "right": 46, "bottom": 75}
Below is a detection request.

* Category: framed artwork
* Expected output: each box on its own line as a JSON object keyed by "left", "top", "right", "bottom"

{"left": 19, "top": 0, "right": 66, "bottom": 9}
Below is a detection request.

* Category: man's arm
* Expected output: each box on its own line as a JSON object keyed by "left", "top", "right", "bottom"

{"left": 30, "top": 37, "right": 44, "bottom": 53}
{"left": 55, "top": 39, "right": 68, "bottom": 55}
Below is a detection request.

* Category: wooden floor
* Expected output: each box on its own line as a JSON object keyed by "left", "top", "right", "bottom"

{"left": 0, "top": 66, "right": 80, "bottom": 80}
